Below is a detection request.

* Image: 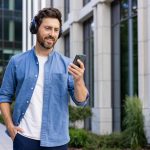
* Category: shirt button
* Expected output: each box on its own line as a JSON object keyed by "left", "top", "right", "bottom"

{"left": 35, "top": 74, "right": 38, "bottom": 78}
{"left": 27, "top": 101, "right": 29, "bottom": 103}
{"left": 22, "top": 113, "right": 24, "bottom": 115}
{"left": 31, "top": 87, "right": 34, "bottom": 90}
{"left": 36, "top": 62, "right": 39, "bottom": 65}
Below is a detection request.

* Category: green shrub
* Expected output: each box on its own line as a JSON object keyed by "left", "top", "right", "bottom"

{"left": 97, "top": 132, "right": 128, "bottom": 149}
{"left": 69, "top": 128, "right": 128, "bottom": 149}
{"left": 0, "top": 114, "right": 4, "bottom": 124}
{"left": 0, "top": 101, "right": 14, "bottom": 124}
{"left": 69, "top": 128, "right": 89, "bottom": 148}
{"left": 82, "top": 130, "right": 100, "bottom": 149}
{"left": 69, "top": 96, "right": 147, "bottom": 149}
{"left": 69, "top": 105, "right": 92, "bottom": 127}
{"left": 123, "top": 96, "right": 147, "bottom": 149}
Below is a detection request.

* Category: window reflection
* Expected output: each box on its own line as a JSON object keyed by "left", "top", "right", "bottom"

{"left": 0, "top": 0, "right": 22, "bottom": 84}
{"left": 132, "top": 0, "right": 137, "bottom": 14}
{"left": 120, "top": 0, "right": 138, "bottom": 105}
{"left": 121, "top": 0, "right": 137, "bottom": 20}
{"left": 121, "top": 0, "right": 128, "bottom": 20}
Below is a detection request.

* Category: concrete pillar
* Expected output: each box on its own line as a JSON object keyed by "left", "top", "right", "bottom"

{"left": 69, "top": 0, "right": 83, "bottom": 58}
{"left": 52, "top": 0, "right": 64, "bottom": 54}
{"left": 138, "top": 0, "right": 150, "bottom": 143}
{"left": 22, "top": 0, "right": 27, "bottom": 51}
{"left": 55, "top": 0, "right": 83, "bottom": 56}
{"left": 92, "top": 1, "right": 112, "bottom": 134}
{"left": 27, "top": 0, "right": 32, "bottom": 49}
{"left": 70, "top": 23, "right": 83, "bottom": 59}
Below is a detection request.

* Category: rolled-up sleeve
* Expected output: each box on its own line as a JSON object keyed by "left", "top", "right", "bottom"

{"left": 0, "top": 57, "right": 16, "bottom": 103}
{"left": 67, "top": 74, "right": 88, "bottom": 106}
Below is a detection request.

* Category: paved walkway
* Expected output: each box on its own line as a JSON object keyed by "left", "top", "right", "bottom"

{"left": 0, "top": 123, "right": 13, "bottom": 150}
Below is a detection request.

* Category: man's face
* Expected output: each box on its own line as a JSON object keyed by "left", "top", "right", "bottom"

{"left": 37, "top": 18, "right": 60, "bottom": 50}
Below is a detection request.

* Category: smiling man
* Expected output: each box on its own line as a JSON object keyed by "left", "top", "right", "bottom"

{"left": 0, "top": 8, "right": 88, "bottom": 150}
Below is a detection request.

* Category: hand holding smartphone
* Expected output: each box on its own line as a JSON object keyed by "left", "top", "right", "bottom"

{"left": 73, "top": 54, "right": 86, "bottom": 67}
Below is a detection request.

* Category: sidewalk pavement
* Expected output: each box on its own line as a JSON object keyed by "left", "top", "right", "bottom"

{"left": 0, "top": 123, "right": 13, "bottom": 150}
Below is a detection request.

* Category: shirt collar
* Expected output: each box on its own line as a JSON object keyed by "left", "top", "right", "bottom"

{"left": 31, "top": 46, "right": 55, "bottom": 61}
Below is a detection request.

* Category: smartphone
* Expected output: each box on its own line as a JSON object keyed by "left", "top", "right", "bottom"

{"left": 73, "top": 54, "right": 86, "bottom": 67}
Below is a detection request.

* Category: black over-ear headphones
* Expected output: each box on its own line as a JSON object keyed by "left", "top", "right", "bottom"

{"left": 30, "top": 18, "right": 38, "bottom": 34}
{"left": 29, "top": 17, "right": 62, "bottom": 38}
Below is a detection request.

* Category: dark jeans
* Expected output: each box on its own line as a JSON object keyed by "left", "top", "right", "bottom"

{"left": 13, "top": 133, "right": 68, "bottom": 150}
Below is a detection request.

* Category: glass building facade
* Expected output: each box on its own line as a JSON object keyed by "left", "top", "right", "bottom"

{"left": 0, "top": 0, "right": 22, "bottom": 84}
{"left": 111, "top": 0, "right": 138, "bottom": 130}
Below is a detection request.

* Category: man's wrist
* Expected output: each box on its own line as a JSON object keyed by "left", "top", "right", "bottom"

{"left": 74, "top": 78, "right": 84, "bottom": 86}
{"left": 6, "top": 121, "right": 14, "bottom": 130}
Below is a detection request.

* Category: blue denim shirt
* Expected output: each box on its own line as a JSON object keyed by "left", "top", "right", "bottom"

{"left": 0, "top": 48, "right": 87, "bottom": 147}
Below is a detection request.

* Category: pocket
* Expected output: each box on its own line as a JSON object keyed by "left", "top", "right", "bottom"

{"left": 13, "top": 133, "right": 18, "bottom": 142}
{"left": 51, "top": 73, "right": 68, "bottom": 96}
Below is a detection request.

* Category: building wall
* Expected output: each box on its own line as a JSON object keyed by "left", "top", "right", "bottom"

{"left": 57, "top": 0, "right": 113, "bottom": 134}
{"left": 92, "top": 0, "right": 112, "bottom": 134}
{"left": 138, "top": 0, "right": 150, "bottom": 143}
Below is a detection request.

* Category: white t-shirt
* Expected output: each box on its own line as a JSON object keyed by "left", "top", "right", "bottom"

{"left": 19, "top": 55, "right": 48, "bottom": 140}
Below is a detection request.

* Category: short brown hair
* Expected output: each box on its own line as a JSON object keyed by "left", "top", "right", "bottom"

{"left": 35, "top": 7, "right": 62, "bottom": 31}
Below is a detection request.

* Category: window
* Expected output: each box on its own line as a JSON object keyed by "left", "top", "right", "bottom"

{"left": 64, "top": 33, "right": 70, "bottom": 57}
{"left": 120, "top": 0, "right": 138, "bottom": 99}
{"left": 0, "top": 50, "right": 3, "bottom": 59}
{"left": 121, "top": 0, "right": 137, "bottom": 21}
{"left": 64, "top": 0, "right": 70, "bottom": 21}
{"left": 83, "top": 18, "right": 94, "bottom": 130}
{"left": 0, "top": 19, "right": 2, "bottom": 39}
{"left": 83, "top": 17, "right": 94, "bottom": 107}
{"left": 15, "top": 0, "right": 22, "bottom": 10}
{"left": 4, "top": 19, "right": 9, "bottom": 40}
{"left": 3, "top": 49, "right": 14, "bottom": 60}
{"left": 50, "top": 0, "right": 53, "bottom": 7}
{"left": 15, "top": 21, "right": 22, "bottom": 41}
{"left": 83, "top": 0, "right": 91, "bottom": 6}
{"left": 111, "top": 0, "right": 138, "bottom": 130}
{"left": 1, "top": 0, "right": 9, "bottom": 9}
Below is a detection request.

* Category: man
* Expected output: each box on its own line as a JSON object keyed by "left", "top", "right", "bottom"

{"left": 0, "top": 8, "right": 88, "bottom": 150}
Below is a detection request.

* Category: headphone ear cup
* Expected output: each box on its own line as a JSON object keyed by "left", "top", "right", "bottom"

{"left": 30, "top": 19, "right": 38, "bottom": 34}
